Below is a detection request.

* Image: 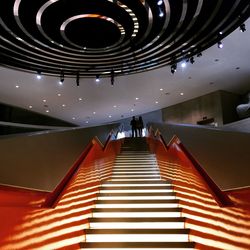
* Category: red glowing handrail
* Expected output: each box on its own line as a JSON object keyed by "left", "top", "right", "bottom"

{"left": 148, "top": 128, "right": 233, "bottom": 207}
{"left": 43, "top": 133, "right": 115, "bottom": 208}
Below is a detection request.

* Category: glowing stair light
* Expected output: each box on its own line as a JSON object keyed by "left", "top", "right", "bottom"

{"left": 82, "top": 140, "right": 195, "bottom": 249}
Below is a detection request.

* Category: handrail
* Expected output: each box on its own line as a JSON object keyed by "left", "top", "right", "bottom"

{"left": 43, "top": 131, "right": 115, "bottom": 208}
{"left": 148, "top": 127, "right": 233, "bottom": 207}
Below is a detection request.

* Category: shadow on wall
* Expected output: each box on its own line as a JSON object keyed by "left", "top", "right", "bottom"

{"left": 0, "top": 123, "right": 120, "bottom": 191}
{"left": 148, "top": 122, "right": 250, "bottom": 190}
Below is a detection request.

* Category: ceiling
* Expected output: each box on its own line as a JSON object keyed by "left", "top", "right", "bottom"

{"left": 0, "top": 1, "right": 250, "bottom": 127}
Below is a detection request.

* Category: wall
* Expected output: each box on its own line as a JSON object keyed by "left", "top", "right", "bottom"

{"left": 0, "top": 123, "right": 120, "bottom": 191}
{"left": 149, "top": 122, "right": 250, "bottom": 190}
{"left": 162, "top": 90, "right": 241, "bottom": 126}
{"left": 221, "top": 91, "right": 241, "bottom": 124}
{"left": 116, "top": 109, "right": 163, "bottom": 132}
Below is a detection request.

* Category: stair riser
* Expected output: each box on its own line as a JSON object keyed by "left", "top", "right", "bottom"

{"left": 89, "top": 222, "right": 185, "bottom": 229}
{"left": 86, "top": 234, "right": 189, "bottom": 242}
{"left": 95, "top": 204, "right": 179, "bottom": 208}
{"left": 92, "top": 212, "right": 181, "bottom": 218}
{"left": 99, "top": 190, "right": 173, "bottom": 193}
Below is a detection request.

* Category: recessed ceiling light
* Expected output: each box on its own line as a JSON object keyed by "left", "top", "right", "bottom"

{"left": 157, "top": 0, "right": 163, "bottom": 5}
{"left": 159, "top": 12, "right": 164, "bottom": 17}
{"left": 86, "top": 121, "right": 89, "bottom": 124}
{"left": 78, "top": 97, "right": 83, "bottom": 101}
{"left": 181, "top": 62, "right": 186, "bottom": 68}
{"left": 155, "top": 101, "right": 159, "bottom": 104}
{"left": 165, "top": 92, "right": 170, "bottom": 95}
{"left": 131, "top": 109, "right": 134, "bottom": 112}
{"left": 59, "top": 80, "right": 63, "bottom": 85}
{"left": 108, "top": 115, "right": 112, "bottom": 118}
{"left": 93, "top": 111, "right": 96, "bottom": 114}
{"left": 160, "top": 88, "right": 163, "bottom": 91}
{"left": 62, "top": 104, "right": 66, "bottom": 107}
{"left": 72, "top": 117, "right": 76, "bottom": 120}
{"left": 36, "top": 71, "right": 42, "bottom": 79}
{"left": 46, "top": 110, "right": 49, "bottom": 113}
{"left": 43, "top": 99, "right": 46, "bottom": 102}
{"left": 219, "top": 31, "right": 223, "bottom": 35}
{"left": 180, "top": 92, "right": 184, "bottom": 96}
{"left": 15, "top": 85, "right": 19, "bottom": 88}
{"left": 135, "top": 97, "right": 139, "bottom": 100}
{"left": 29, "top": 105, "right": 33, "bottom": 109}
{"left": 113, "top": 105, "right": 117, "bottom": 108}
{"left": 57, "top": 93, "right": 61, "bottom": 96}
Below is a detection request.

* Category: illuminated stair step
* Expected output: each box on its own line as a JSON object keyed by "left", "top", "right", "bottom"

{"left": 92, "top": 208, "right": 182, "bottom": 218}
{"left": 85, "top": 229, "right": 190, "bottom": 242}
{"left": 100, "top": 186, "right": 172, "bottom": 191}
{"left": 95, "top": 199, "right": 179, "bottom": 208}
{"left": 98, "top": 192, "right": 175, "bottom": 197}
{"left": 102, "top": 183, "right": 171, "bottom": 187}
{"left": 113, "top": 163, "right": 158, "bottom": 166}
{"left": 112, "top": 172, "right": 159, "bottom": 175}
{"left": 89, "top": 217, "right": 185, "bottom": 229}
{"left": 108, "top": 178, "right": 162, "bottom": 181}
{"left": 111, "top": 175, "right": 160, "bottom": 178}
{"left": 99, "top": 190, "right": 173, "bottom": 194}
{"left": 112, "top": 167, "right": 158, "bottom": 170}
{"left": 103, "top": 180, "right": 171, "bottom": 185}
{"left": 80, "top": 241, "right": 196, "bottom": 249}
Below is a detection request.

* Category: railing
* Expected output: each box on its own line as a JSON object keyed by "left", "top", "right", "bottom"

{"left": 147, "top": 126, "right": 233, "bottom": 207}
{"left": 0, "top": 130, "right": 122, "bottom": 249}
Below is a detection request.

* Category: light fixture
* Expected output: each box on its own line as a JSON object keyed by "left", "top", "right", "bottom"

{"left": 95, "top": 75, "right": 100, "bottom": 82}
{"left": 160, "top": 88, "right": 163, "bottom": 91}
{"left": 59, "top": 71, "right": 64, "bottom": 85}
{"left": 190, "top": 57, "right": 195, "bottom": 64}
{"left": 76, "top": 71, "right": 80, "bottom": 86}
{"left": 170, "top": 64, "right": 177, "bottom": 74}
{"left": 36, "top": 71, "right": 42, "bottom": 79}
{"left": 240, "top": 23, "right": 246, "bottom": 32}
{"left": 15, "top": 85, "right": 19, "bottom": 88}
{"left": 217, "top": 41, "right": 223, "bottom": 48}
{"left": 159, "top": 11, "right": 164, "bottom": 17}
{"left": 181, "top": 62, "right": 186, "bottom": 68}
{"left": 78, "top": 97, "right": 83, "bottom": 101}
{"left": 157, "top": 0, "right": 163, "bottom": 5}
{"left": 197, "top": 52, "right": 202, "bottom": 57}
{"left": 111, "top": 70, "right": 114, "bottom": 86}
{"left": 180, "top": 92, "right": 184, "bottom": 96}
{"left": 29, "top": 105, "right": 33, "bottom": 109}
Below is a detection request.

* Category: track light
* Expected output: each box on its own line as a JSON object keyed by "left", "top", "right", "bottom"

{"left": 59, "top": 71, "right": 64, "bottom": 85}
{"left": 36, "top": 71, "right": 42, "bottom": 79}
{"left": 197, "top": 52, "right": 202, "bottom": 57}
{"left": 190, "top": 56, "right": 195, "bottom": 64}
{"left": 95, "top": 75, "right": 100, "bottom": 82}
{"left": 240, "top": 23, "right": 246, "bottom": 32}
{"left": 170, "top": 64, "right": 177, "bottom": 74}
{"left": 157, "top": 0, "right": 163, "bottom": 5}
{"left": 111, "top": 70, "right": 114, "bottom": 86}
{"left": 76, "top": 71, "right": 80, "bottom": 86}
{"left": 217, "top": 41, "right": 223, "bottom": 49}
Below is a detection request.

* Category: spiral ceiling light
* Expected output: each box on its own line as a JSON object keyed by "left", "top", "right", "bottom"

{"left": 0, "top": 0, "right": 249, "bottom": 78}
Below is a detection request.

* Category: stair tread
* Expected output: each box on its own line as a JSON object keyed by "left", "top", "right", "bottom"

{"left": 85, "top": 228, "right": 190, "bottom": 234}
{"left": 89, "top": 217, "right": 185, "bottom": 222}
{"left": 98, "top": 192, "right": 175, "bottom": 197}
{"left": 103, "top": 180, "right": 171, "bottom": 184}
{"left": 80, "top": 241, "right": 195, "bottom": 248}
{"left": 100, "top": 186, "right": 172, "bottom": 190}
{"left": 95, "top": 199, "right": 179, "bottom": 204}
{"left": 92, "top": 207, "right": 182, "bottom": 212}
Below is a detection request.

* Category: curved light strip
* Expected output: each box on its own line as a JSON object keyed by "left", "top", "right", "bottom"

{"left": 60, "top": 14, "right": 125, "bottom": 50}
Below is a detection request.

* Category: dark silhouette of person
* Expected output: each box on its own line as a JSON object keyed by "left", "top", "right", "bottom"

{"left": 137, "top": 116, "right": 144, "bottom": 137}
{"left": 130, "top": 116, "right": 137, "bottom": 137}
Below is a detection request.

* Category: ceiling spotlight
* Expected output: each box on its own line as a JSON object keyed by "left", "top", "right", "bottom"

{"left": 157, "top": 0, "right": 163, "bottom": 5}
{"left": 197, "top": 52, "right": 202, "bottom": 57}
{"left": 36, "top": 71, "right": 42, "bottom": 79}
{"left": 170, "top": 64, "right": 177, "bottom": 74}
{"left": 59, "top": 71, "right": 64, "bottom": 85}
{"left": 217, "top": 41, "right": 223, "bottom": 49}
{"left": 111, "top": 70, "right": 114, "bottom": 86}
{"left": 159, "top": 11, "right": 164, "bottom": 17}
{"left": 95, "top": 75, "right": 100, "bottom": 82}
{"left": 190, "top": 57, "right": 195, "bottom": 64}
{"left": 76, "top": 71, "right": 80, "bottom": 86}
{"left": 240, "top": 23, "right": 246, "bottom": 32}
{"left": 181, "top": 62, "right": 186, "bottom": 68}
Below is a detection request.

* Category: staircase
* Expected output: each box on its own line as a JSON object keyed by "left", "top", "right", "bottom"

{"left": 80, "top": 138, "right": 195, "bottom": 249}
